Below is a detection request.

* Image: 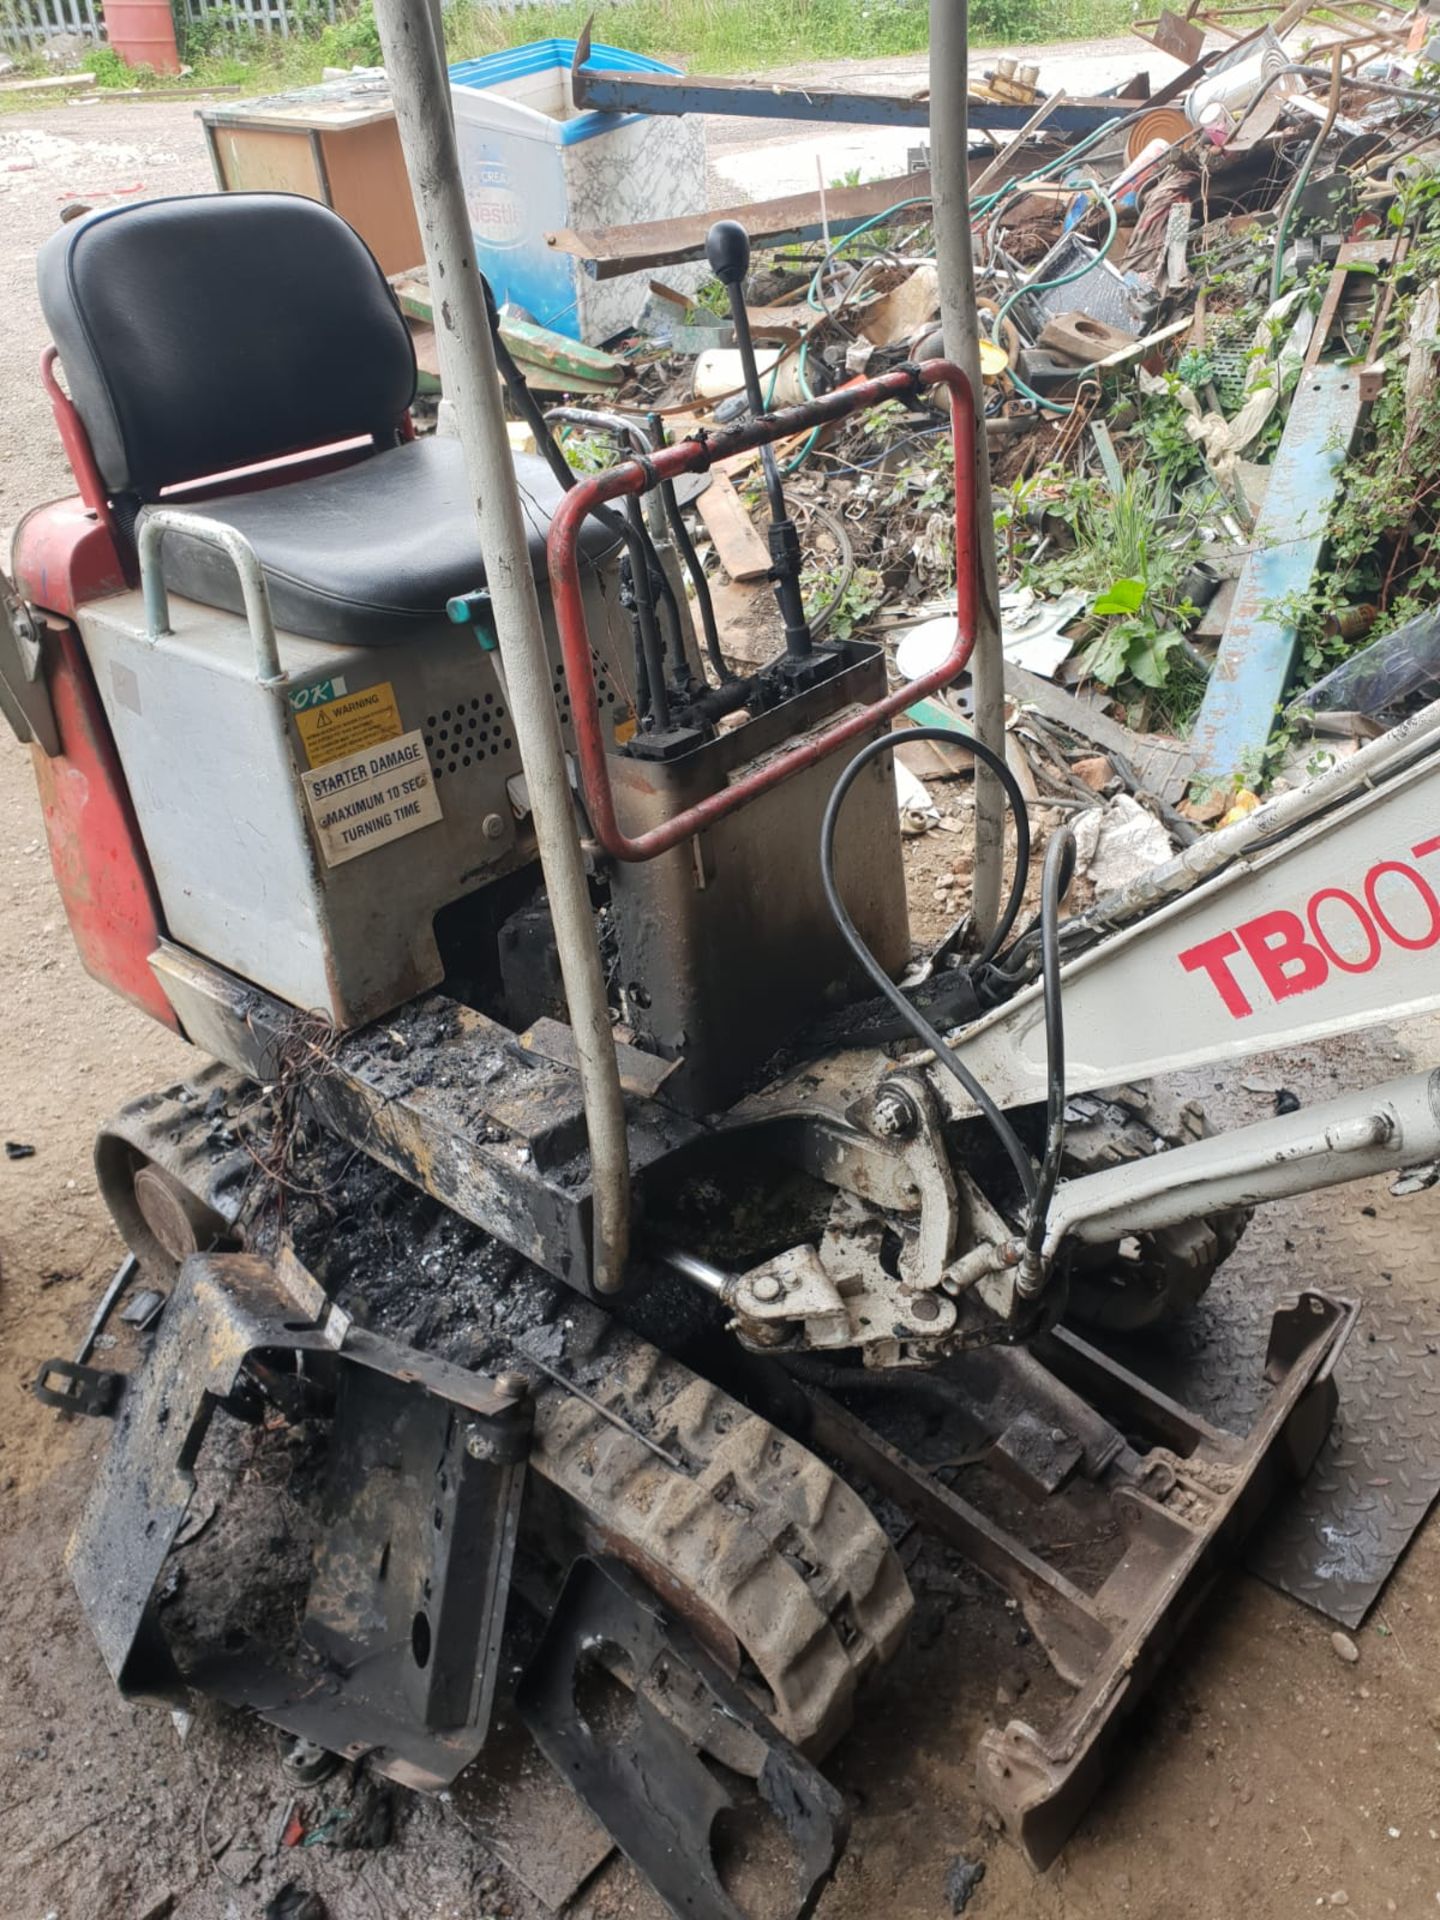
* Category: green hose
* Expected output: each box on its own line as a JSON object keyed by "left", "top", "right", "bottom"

{"left": 785, "top": 131, "right": 1129, "bottom": 448}
{"left": 989, "top": 179, "right": 1121, "bottom": 415}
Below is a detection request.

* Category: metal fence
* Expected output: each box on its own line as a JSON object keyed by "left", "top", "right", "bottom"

{"left": 0, "top": 0, "right": 337, "bottom": 53}
{"left": 1, "top": 0, "right": 99, "bottom": 51}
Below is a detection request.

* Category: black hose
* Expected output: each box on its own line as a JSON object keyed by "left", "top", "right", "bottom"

{"left": 1024, "top": 825, "right": 1075, "bottom": 1258}
{"left": 485, "top": 287, "right": 674, "bottom": 672}
{"left": 819, "top": 726, "right": 1038, "bottom": 1204}
{"left": 649, "top": 411, "right": 734, "bottom": 683}
{"left": 623, "top": 500, "right": 669, "bottom": 728}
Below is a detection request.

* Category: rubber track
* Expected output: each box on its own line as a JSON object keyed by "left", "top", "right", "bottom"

{"left": 102, "top": 1070, "right": 913, "bottom": 1759}
{"left": 529, "top": 1312, "right": 913, "bottom": 1757}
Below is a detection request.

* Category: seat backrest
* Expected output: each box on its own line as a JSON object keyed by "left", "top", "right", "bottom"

{"left": 37, "top": 192, "right": 417, "bottom": 504}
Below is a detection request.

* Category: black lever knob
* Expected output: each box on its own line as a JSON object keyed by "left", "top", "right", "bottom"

{"left": 705, "top": 219, "right": 751, "bottom": 289}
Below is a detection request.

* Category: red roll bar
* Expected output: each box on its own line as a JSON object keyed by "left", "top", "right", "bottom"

{"left": 545, "top": 360, "right": 979, "bottom": 863}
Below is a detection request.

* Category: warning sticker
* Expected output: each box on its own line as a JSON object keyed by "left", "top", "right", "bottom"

{"left": 301, "top": 729, "right": 443, "bottom": 867}
{"left": 295, "top": 680, "right": 404, "bottom": 769}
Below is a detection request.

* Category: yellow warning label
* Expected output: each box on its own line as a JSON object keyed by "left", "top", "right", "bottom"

{"left": 295, "top": 682, "right": 404, "bottom": 769}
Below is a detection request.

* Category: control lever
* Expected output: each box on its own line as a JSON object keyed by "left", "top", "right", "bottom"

{"left": 705, "top": 219, "right": 814, "bottom": 664}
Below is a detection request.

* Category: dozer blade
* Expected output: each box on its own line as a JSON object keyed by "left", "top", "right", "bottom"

{"left": 65, "top": 1249, "right": 531, "bottom": 1791}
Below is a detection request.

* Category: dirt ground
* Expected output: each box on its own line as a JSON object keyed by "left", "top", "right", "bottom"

{"left": 3, "top": 69, "right": 1440, "bottom": 1920}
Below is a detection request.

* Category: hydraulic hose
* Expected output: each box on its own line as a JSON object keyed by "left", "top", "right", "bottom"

{"left": 819, "top": 725, "right": 1037, "bottom": 1203}
{"left": 822, "top": 730, "right": 1078, "bottom": 1291}
{"left": 1024, "top": 825, "right": 1075, "bottom": 1262}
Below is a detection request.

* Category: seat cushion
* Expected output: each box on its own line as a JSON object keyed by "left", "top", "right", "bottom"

{"left": 39, "top": 194, "right": 416, "bottom": 501}
{"left": 139, "top": 436, "right": 618, "bottom": 647}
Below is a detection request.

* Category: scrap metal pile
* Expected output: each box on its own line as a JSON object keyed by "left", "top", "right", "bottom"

{"left": 529, "top": 0, "right": 1440, "bottom": 856}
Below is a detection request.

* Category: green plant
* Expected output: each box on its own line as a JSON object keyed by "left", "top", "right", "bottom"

{"left": 688, "top": 277, "right": 730, "bottom": 317}
{"left": 557, "top": 429, "right": 615, "bottom": 475}
{"left": 65, "top": 0, "right": 1137, "bottom": 109}
{"left": 1083, "top": 578, "right": 1193, "bottom": 690}
{"left": 1137, "top": 375, "right": 1204, "bottom": 489}
{"left": 87, "top": 45, "right": 139, "bottom": 86}
{"left": 1264, "top": 174, "right": 1440, "bottom": 696}
{"left": 1035, "top": 468, "right": 1207, "bottom": 708}
{"left": 803, "top": 562, "right": 884, "bottom": 639}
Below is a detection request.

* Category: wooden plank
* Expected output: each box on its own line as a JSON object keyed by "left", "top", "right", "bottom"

{"left": 393, "top": 272, "right": 626, "bottom": 389}
{"left": 0, "top": 69, "right": 96, "bottom": 91}
{"left": 548, "top": 171, "right": 933, "bottom": 282}
{"left": 320, "top": 116, "right": 422, "bottom": 276}
{"left": 695, "top": 473, "right": 772, "bottom": 584}
{"left": 1301, "top": 239, "right": 1395, "bottom": 375}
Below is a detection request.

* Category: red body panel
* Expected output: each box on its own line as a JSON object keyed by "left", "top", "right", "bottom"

{"left": 31, "top": 625, "right": 178, "bottom": 1031}
{"left": 13, "top": 500, "right": 177, "bottom": 1033}
{"left": 13, "top": 496, "right": 127, "bottom": 617}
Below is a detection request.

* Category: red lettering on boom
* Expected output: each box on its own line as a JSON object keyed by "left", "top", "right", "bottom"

{"left": 1235, "top": 911, "right": 1329, "bottom": 1002}
{"left": 1178, "top": 931, "right": 1253, "bottom": 1018}
{"left": 1307, "top": 888, "right": 1381, "bottom": 974}
{"left": 1365, "top": 861, "right": 1440, "bottom": 951}
{"left": 1179, "top": 838, "right": 1438, "bottom": 1018}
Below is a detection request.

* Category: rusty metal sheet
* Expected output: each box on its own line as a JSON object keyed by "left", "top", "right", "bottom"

{"left": 1146, "top": 8, "right": 1207, "bottom": 61}
{"left": 570, "top": 63, "right": 1140, "bottom": 135}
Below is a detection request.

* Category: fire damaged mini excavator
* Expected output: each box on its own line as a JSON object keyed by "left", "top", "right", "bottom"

{"left": 6, "top": 61, "right": 1440, "bottom": 1918}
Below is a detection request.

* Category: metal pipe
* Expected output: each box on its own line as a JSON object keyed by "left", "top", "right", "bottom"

{"left": 543, "top": 407, "right": 674, "bottom": 721}
{"left": 707, "top": 218, "right": 814, "bottom": 662}
{"left": 138, "top": 510, "right": 283, "bottom": 684}
{"left": 550, "top": 405, "right": 731, "bottom": 687}
{"left": 1074, "top": 697, "right": 1440, "bottom": 936}
{"left": 648, "top": 409, "right": 732, "bottom": 684}
{"left": 625, "top": 495, "right": 672, "bottom": 728}
{"left": 544, "top": 407, "right": 666, "bottom": 539}
{"left": 930, "top": 0, "right": 1008, "bottom": 942}
{"left": 657, "top": 1247, "right": 731, "bottom": 1297}
{"left": 374, "top": 0, "right": 630, "bottom": 1294}
{"left": 1043, "top": 1070, "right": 1440, "bottom": 1259}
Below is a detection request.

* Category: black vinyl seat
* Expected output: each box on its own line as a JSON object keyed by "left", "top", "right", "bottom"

{"left": 138, "top": 436, "right": 614, "bottom": 647}
{"left": 37, "top": 191, "right": 610, "bottom": 648}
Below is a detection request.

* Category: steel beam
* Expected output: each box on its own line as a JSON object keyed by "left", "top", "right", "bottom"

{"left": 571, "top": 63, "right": 1135, "bottom": 134}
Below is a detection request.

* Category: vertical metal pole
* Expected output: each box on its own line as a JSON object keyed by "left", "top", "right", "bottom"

{"left": 929, "top": 0, "right": 1007, "bottom": 939}
{"left": 373, "top": 0, "right": 630, "bottom": 1293}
